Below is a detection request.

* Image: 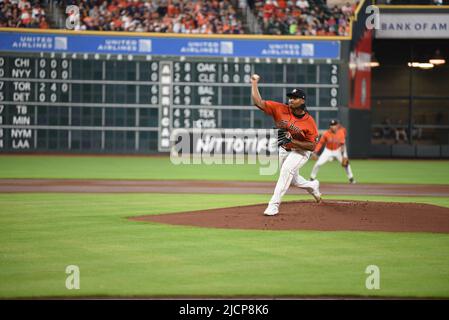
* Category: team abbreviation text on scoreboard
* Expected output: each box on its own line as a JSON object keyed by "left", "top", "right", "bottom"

{"left": 0, "top": 52, "right": 340, "bottom": 153}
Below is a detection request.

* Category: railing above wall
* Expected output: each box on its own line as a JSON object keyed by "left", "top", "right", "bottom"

{"left": 373, "top": 0, "right": 449, "bottom": 7}
{"left": 371, "top": 143, "right": 449, "bottom": 158}
{"left": 374, "top": 1, "right": 449, "bottom": 11}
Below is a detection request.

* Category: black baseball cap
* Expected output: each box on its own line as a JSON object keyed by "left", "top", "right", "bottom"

{"left": 329, "top": 119, "right": 339, "bottom": 126}
{"left": 287, "top": 88, "right": 306, "bottom": 100}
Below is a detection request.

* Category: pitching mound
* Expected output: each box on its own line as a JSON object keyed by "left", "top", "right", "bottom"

{"left": 131, "top": 200, "right": 449, "bottom": 233}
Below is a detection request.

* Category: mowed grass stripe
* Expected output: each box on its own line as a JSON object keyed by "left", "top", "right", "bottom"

{"left": 0, "top": 155, "right": 448, "bottom": 184}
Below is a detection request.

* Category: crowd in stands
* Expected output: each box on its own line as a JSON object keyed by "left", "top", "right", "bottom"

{"left": 0, "top": 0, "right": 362, "bottom": 35}
{"left": 62, "top": 0, "right": 244, "bottom": 33}
{"left": 0, "top": 0, "right": 49, "bottom": 28}
{"left": 251, "top": 0, "right": 356, "bottom": 36}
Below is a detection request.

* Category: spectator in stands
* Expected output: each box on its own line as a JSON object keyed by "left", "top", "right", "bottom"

{"left": 61, "top": 0, "right": 243, "bottom": 34}
{"left": 253, "top": 0, "right": 354, "bottom": 36}
{"left": 381, "top": 117, "right": 394, "bottom": 140}
{"left": 395, "top": 119, "right": 408, "bottom": 143}
{"left": 341, "top": 2, "right": 354, "bottom": 17}
{"left": 296, "top": 0, "right": 309, "bottom": 10}
{"left": 0, "top": 0, "right": 48, "bottom": 28}
{"left": 1, "top": 0, "right": 356, "bottom": 35}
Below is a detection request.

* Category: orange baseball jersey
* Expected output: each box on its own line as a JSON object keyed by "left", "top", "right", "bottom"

{"left": 315, "top": 126, "right": 347, "bottom": 152}
{"left": 264, "top": 100, "right": 319, "bottom": 150}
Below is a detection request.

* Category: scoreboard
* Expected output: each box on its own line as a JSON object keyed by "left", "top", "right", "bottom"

{"left": 0, "top": 31, "right": 342, "bottom": 153}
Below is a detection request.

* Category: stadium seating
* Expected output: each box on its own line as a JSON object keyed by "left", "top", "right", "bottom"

{"left": 251, "top": 0, "right": 356, "bottom": 36}
{"left": 0, "top": 0, "right": 50, "bottom": 28}
{"left": 1, "top": 0, "right": 359, "bottom": 35}
{"left": 58, "top": 0, "right": 245, "bottom": 33}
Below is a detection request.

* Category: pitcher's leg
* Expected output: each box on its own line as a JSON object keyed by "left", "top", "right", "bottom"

{"left": 292, "top": 172, "right": 322, "bottom": 203}
{"left": 263, "top": 148, "right": 294, "bottom": 215}
{"left": 268, "top": 152, "right": 309, "bottom": 207}
{"left": 278, "top": 147, "right": 289, "bottom": 169}
{"left": 292, "top": 173, "right": 314, "bottom": 188}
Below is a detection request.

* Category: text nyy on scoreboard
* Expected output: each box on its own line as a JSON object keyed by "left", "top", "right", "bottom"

{"left": 0, "top": 31, "right": 341, "bottom": 153}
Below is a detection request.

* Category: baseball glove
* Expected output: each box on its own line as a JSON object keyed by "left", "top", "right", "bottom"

{"left": 342, "top": 157, "right": 349, "bottom": 167}
{"left": 277, "top": 128, "right": 292, "bottom": 147}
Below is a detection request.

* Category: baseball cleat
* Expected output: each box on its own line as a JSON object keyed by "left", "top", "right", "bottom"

{"left": 349, "top": 178, "right": 356, "bottom": 184}
{"left": 264, "top": 204, "right": 279, "bottom": 216}
{"left": 308, "top": 179, "right": 322, "bottom": 203}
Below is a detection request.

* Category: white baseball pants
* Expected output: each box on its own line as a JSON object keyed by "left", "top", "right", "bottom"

{"left": 310, "top": 147, "right": 354, "bottom": 180}
{"left": 268, "top": 147, "right": 316, "bottom": 206}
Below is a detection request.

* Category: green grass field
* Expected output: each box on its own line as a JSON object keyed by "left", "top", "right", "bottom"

{"left": 1, "top": 155, "right": 449, "bottom": 298}
{"left": 1, "top": 193, "right": 449, "bottom": 298}
{"left": 0, "top": 155, "right": 448, "bottom": 184}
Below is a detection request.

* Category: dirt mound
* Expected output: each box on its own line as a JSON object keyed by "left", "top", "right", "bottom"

{"left": 131, "top": 200, "right": 449, "bottom": 233}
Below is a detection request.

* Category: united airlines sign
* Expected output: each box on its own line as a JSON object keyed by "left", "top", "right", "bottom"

{"left": 376, "top": 14, "right": 449, "bottom": 38}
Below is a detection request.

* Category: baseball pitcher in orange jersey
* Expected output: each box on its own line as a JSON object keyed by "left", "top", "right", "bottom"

{"left": 251, "top": 74, "right": 322, "bottom": 216}
{"left": 311, "top": 119, "right": 355, "bottom": 184}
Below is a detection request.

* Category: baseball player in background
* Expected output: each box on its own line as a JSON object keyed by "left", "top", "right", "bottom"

{"left": 251, "top": 74, "right": 322, "bottom": 216}
{"left": 310, "top": 119, "right": 356, "bottom": 184}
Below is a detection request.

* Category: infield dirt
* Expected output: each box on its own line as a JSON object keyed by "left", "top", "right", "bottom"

{"left": 2, "top": 179, "right": 449, "bottom": 233}
{"left": 131, "top": 200, "right": 449, "bottom": 233}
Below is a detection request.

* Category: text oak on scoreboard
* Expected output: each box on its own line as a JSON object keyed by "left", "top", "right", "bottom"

{"left": 0, "top": 54, "right": 340, "bottom": 153}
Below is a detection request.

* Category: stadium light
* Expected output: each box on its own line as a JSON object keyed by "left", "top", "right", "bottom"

{"left": 407, "top": 62, "right": 420, "bottom": 68}
{"left": 407, "top": 62, "right": 434, "bottom": 69}
{"left": 418, "top": 63, "right": 435, "bottom": 69}
{"left": 369, "top": 53, "right": 380, "bottom": 68}
{"left": 429, "top": 50, "right": 446, "bottom": 65}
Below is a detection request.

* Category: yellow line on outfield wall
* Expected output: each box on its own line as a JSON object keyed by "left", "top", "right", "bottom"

{"left": 0, "top": 27, "right": 350, "bottom": 41}
{"left": 353, "top": 0, "right": 366, "bottom": 22}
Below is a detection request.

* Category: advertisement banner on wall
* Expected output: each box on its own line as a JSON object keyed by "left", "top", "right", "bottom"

{"left": 349, "top": 30, "right": 372, "bottom": 110}
{"left": 0, "top": 31, "right": 341, "bottom": 59}
{"left": 376, "top": 14, "right": 449, "bottom": 39}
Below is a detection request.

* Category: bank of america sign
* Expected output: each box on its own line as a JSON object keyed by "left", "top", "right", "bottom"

{"left": 376, "top": 14, "right": 449, "bottom": 38}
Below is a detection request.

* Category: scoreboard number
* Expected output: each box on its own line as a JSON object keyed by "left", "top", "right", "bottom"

{"left": 0, "top": 57, "right": 4, "bottom": 78}
{"left": 331, "top": 88, "right": 338, "bottom": 97}
{"left": 0, "top": 54, "right": 340, "bottom": 152}
{"left": 331, "top": 75, "right": 338, "bottom": 84}
{"left": 332, "top": 65, "right": 338, "bottom": 74}
{"left": 151, "top": 96, "right": 158, "bottom": 104}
